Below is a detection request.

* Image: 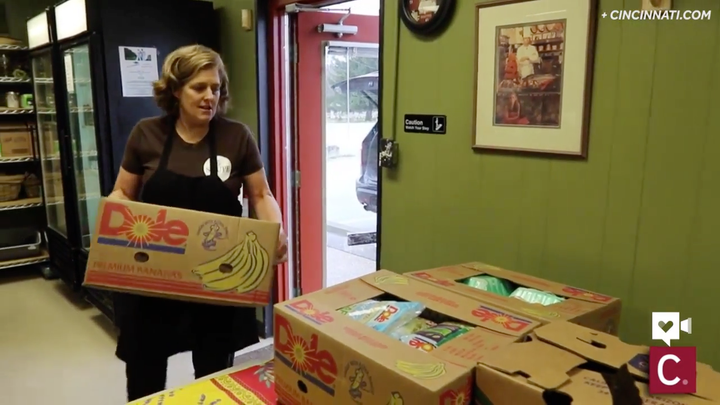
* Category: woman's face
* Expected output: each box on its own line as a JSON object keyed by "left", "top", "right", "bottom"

{"left": 176, "top": 67, "right": 221, "bottom": 124}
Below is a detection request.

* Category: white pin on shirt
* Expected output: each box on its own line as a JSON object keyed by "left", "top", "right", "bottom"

{"left": 203, "top": 155, "right": 232, "bottom": 182}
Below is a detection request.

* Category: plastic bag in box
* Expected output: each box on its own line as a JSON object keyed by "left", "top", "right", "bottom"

{"left": 339, "top": 300, "right": 426, "bottom": 334}
{"left": 388, "top": 317, "right": 436, "bottom": 339}
{"left": 463, "top": 275, "right": 513, "bottom": 296}
{"left": 510, "top": 287, "right": 565, "bottom": 306}
{"left": 400, "top": 321, "right": 474, "bottom": 353}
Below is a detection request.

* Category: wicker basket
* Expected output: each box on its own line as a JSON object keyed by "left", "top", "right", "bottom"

{"left": 23, "top": 174, "right": 41, "bottom": 198}
{"left": 0, "top": 174, "right": 25, "bottom": 202}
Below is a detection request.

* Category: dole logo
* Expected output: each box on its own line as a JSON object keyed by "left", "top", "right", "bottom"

{"left": 373, "top": 305, "right": 398, "bottom": 323}
{"left": 274, "top": 314, "right": 337, "bottom": 395}
{"left": 471, "top": 305, "right": 532, "bottom": 332}
{"left": 412, "top": 272, "right": 455, "bottom": 287}
{"left": 562, "top": 286, "right": 612, "bottom": 303}
{"left": 286, "top": 300, "right": 334, "bottom": 325}
{"left": 407, "top": 337, "right": 435, "bottom": 353}
{"left": 439, "top": 376, "right": 472, "bottom": 405}
{"left": 97, "top": 201, "right": 189, "bottom": 254}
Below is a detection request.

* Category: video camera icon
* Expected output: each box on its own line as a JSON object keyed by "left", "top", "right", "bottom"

{"left": 652, "top": 312, "right": 692, "bottom": 347}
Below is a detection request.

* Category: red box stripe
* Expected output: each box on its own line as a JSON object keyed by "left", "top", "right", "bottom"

{"left": 85, "top": 271, "right": 269, "bottom": 303}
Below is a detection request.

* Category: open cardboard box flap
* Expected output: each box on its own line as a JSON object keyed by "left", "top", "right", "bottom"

{"left": 460, "top": 262, "right": 616, "bottom": 304}
{"left": 533, "top": 321, "right": 643, "bottom": 371}
{"left": 485, "top": 321, "right": 720, "bottom": 402}
{"left": 536, "top": 322, "right": 720, "bottom": 402}
{"left": 478, "top": 337, "right": 587, "bottom": 391}
{"left": 360, "top": 270, "right": 541, "bottom": 337}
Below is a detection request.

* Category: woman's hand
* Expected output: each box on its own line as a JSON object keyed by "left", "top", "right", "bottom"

{"left": 275, "top": 229, "right": 288, "bottom": 264}
{"left": 108, "top": 189, "right": 130, "bottom": 200}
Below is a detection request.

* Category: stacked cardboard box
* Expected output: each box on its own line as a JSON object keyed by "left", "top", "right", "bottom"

{"left": 275, "top": 263, "right": 720, "bottom": 404}
{"left": 476, "top": 321, "right": 720, "bottom": 404}
{"left": 273, "top": 270, "right": 541, "bottom": 404}
{"left": 406, "top": 262, "right": 622, "bottom": 335}
{"left": 0, "top": 125, "right": 32, "bottom": 158}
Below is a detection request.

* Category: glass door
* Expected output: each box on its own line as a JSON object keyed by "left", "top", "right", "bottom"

{"left": 33, "top": 52, "right": 67, "bottom": 236}
{"left": 63, "top": 44, "right": 100, "bottom": 250}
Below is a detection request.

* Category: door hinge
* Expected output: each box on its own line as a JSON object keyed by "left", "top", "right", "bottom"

{"left": 292, "top": 170, "right": 300, "bottom": 188}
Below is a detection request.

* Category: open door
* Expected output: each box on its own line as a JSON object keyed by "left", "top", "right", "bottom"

{"left": 293, "top": 10, "right": 379, "bottom": 295}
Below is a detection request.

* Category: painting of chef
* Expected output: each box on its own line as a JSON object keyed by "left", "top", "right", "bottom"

{"left": 406, "top": 0, "right": 442, "bottom": 24}
{"left": 493, "top": 20, "right": 565, "bottom": 128}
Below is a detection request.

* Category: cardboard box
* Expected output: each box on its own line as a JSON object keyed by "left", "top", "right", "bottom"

{"left": 84, "top": 198, "right": 279, "bottom": 307}
{"left": 128, "top": 359, "right": 276, "bottom": 404}
{"left": 0, "top": 127, "right": 32, "bottom": 157}
{"left": 273, "top": 270, "right": 542, "bottom": 404}
{"left": 475, "top": 321, "right": 720, "bottom": 404}
{"left": 407, "top": 262, "right": 621, "bottom": 334}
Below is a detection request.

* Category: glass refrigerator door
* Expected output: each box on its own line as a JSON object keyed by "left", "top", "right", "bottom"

{"left": 33, "top": 52, "right": 67, "bottom": 236}
{"left": 63, "top": 44, "right": 101, "bottom": 249}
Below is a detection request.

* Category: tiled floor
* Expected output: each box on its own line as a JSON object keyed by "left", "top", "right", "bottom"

{"left": 325, "top": 230, "right": 377, "bottom": 287}
{"left": 0, "top": 271, "right": 270, "bottom": 405}
{"left": 326, "top": 246, "right": 376, "bottom": 287}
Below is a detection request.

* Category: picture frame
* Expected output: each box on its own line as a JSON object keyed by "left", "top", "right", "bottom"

{"left": 399, "top": 0, "right": 456, "bottom": 36}
{"left": 472, "top": 0, "right": 598, "bottom": 158}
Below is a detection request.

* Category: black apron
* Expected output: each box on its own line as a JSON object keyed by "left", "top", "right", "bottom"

{"left": 114, "top": 117, "right": 259, "bottom": 362}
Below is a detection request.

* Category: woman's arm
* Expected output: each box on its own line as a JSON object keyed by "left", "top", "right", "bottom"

{"left": 244, "top": 168, "right": 287, "bottom": 264}
{"left": 244, "top": 168, "right": 282, "bottom": 225}
{"left": 110, "top": 122, "right": 145, "bottom": 200}
{"left": 110, "top": 168, "right": 143, "bottom": 200}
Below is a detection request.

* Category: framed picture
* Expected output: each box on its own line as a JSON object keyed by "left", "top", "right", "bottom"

{"left": 472, "top": 0, "right": 598, "bottom": 157}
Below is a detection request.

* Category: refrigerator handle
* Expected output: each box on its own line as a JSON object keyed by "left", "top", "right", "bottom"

{"left": 58, "top": 129, "right": 72, "bottom": 172}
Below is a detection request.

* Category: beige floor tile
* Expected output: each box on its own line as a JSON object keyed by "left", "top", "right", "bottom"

{"left": 0, "top": 272, "right": 270, "bottom": 405}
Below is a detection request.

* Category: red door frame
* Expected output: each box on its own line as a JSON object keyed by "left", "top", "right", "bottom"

{"left": 266, "top": 0, "right": 379, "bottom": 299}
{"left": 295, "top": 13, "right": 379, "bottom": 295}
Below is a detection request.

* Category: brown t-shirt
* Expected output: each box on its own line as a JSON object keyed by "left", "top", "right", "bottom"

{"left": 120, "top": 116, "right": 263, "bottom": 198}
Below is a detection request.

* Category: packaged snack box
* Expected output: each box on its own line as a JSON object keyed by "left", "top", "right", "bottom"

{"left": 407, "top": 262, "right": 621, "bottom": 335}
{"left": 84, "top": 198, "right": 279, "bottom": 307}
{"left": 273, "top": 270, "right": 541, "bottom": 405}
{"left": 476, "top": 321, "right": 720, "bottom": 404}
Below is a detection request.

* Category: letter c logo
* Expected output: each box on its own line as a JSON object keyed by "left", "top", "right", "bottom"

{"left": 658, "top": 354, "right": 681, "bottom": 386}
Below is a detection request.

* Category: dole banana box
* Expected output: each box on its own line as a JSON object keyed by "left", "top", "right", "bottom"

{"left": 84, "top": 198, "right": 279, "bottom": 306}
{"left": 129, "top": 359, "right": 276, "bottom": 404}
{"left": 407, "top": 262, "right": 621, "bottom": 335}
{"left": 273, "top": 270, "right": 541, "bottom": 405}
{"left": 475, "top": 321, "right": 720, "bottom": 404}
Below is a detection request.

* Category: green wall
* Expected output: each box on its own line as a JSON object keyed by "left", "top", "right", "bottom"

{"left": 381, "top": 0, "right": 720, "bottom": 367}
{"left": 211, "top": 0, "right": 262, "bottom": 322}
{"left": 213, "top": 0, "right": 259, "bottom": 135}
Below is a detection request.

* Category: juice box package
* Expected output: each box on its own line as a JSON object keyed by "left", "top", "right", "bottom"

{"left": 475, "top": 321, "right": 720, "bottom": 404}
{"left": 273, "top": 270, "right": 541, "bottom": 405}
{"left": 128, "top": 359, "right": 276, "bottom": 404}
{"left": 407, "top": 262, "right": 621, "bottom": 335}
{"left": 84, "top": 198, "right": 279, "bottom": 306}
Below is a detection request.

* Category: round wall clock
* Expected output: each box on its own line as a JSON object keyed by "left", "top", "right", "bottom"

{"left": 400, "top": 0, "right": 456, "bottom": 36}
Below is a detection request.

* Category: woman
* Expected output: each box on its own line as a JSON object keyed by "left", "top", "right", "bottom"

{"left": 109, "top": 44, "right": 287, "bottom": 401}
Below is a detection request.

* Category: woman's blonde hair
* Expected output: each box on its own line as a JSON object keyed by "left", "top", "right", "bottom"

{"left": 153, "top": 45, "right": 230, "bottom": 115}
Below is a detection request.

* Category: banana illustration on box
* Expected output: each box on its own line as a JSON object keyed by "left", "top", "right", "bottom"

{"left": 374, "top": 274, "right": 408, "bottom": 285}
{"left": 192, "top": 231, "right": 270, "bottom": 293}
{"left": 395, "top": 360, "right": 446, "bottom": 379}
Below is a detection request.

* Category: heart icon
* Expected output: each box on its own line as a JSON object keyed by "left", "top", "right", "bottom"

{"left": 659, "top": 321, "right": 674, "bottom": 332}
